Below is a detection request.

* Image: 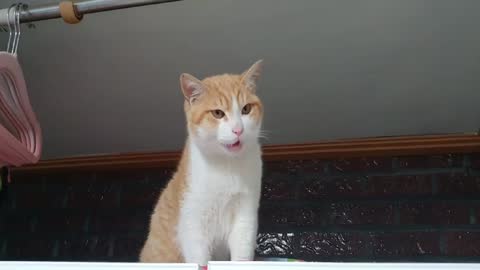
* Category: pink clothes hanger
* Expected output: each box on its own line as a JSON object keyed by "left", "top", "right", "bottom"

{"left": 0, "top": 3, "right": 42, "bottom": 167}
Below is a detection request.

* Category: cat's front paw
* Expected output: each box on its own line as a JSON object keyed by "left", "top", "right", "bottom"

{"left": 231, "top": 256, "right": 254, "bottom": 262}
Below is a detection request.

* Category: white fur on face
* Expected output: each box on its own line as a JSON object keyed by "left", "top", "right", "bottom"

{"left": 217, "top": 96, "right": 242, "bottom": 145}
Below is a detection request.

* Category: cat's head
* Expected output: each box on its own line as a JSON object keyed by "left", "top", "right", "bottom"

{"left": 180, "top": 60, "right": 264, "bottom": 157}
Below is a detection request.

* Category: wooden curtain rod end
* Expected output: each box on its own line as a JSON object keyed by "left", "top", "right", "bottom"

{"left": 59, "top": 1, "right": 83, "bottom": 24}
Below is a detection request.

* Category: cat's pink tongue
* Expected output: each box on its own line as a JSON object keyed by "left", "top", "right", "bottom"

{"left": 226, "top": 141, "right": 242, "bottom": 152}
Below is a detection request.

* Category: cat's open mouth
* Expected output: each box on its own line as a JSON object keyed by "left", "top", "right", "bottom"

{"left": 223, "top": 140, "right": 242, "bottom": 152}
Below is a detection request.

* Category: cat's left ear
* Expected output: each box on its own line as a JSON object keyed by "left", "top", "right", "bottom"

{"left": 180, "top": 73, "right": 204, "bottom": 104}
{"left": 241, "top": 59, "right": 264, "bottom": 92}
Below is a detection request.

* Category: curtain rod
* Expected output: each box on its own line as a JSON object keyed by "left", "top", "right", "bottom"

{"left": 0, "top": 0, "right": 183, "bottom": 25}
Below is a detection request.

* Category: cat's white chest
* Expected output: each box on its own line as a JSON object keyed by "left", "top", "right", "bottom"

{"left": 177, "top": 143, "right": 262, "bottom": 262}
{"left": 183, "top": 145, "right": 261, "bottom": 219}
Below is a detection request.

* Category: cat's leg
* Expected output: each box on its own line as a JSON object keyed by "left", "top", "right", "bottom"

{"left": 228, "top": 198, "right": 258, "bottom": 261}
{"left": 178, "top": 207, "right": 212, "bottom": 266}
{"left": 212, "top": 241, "right": 230, "bottom": 261}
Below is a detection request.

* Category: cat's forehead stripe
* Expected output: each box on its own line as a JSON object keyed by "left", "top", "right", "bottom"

{"left": 236, "top": 89, "right": 243, "bottom": 104}
{"left": 215, "top": 90, "right": 231, "bottom": 109}
{"left": 231, "top": 95, "right": 240, "bottom": 115}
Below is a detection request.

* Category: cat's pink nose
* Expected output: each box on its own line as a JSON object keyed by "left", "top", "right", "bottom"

{"left": 232, "top": 127, "right": 243, "bottom": 136}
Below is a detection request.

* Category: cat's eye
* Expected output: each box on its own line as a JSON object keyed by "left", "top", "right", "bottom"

{"left": 211, "top": 109, "right": 225, "bottom": 119}
{"left": 242, "top": 104, "right": 252, "bottom": 115}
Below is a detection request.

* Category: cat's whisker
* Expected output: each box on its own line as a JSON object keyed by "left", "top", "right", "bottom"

{"left": 259, "top": 133, "right": 269, "bottom": 139}
{"left": 258, "top": 130, "right": 271, "bottom": 140}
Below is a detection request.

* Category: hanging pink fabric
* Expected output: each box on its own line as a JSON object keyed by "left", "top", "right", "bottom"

{"left": 0, "top": 3, "right": 42, "bottom": 167}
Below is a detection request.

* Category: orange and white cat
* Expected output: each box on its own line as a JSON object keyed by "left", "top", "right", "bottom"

{"left": 140, "top": 60, "right": 264, "bottom": 266}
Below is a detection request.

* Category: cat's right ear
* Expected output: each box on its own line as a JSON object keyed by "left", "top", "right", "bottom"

{"left": 180, "top": 73, "right": 204, "bottom": 104}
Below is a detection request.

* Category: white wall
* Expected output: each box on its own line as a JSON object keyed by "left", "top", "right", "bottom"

{"left": 1, "top": 0, "right": 480, "bottom": 159}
